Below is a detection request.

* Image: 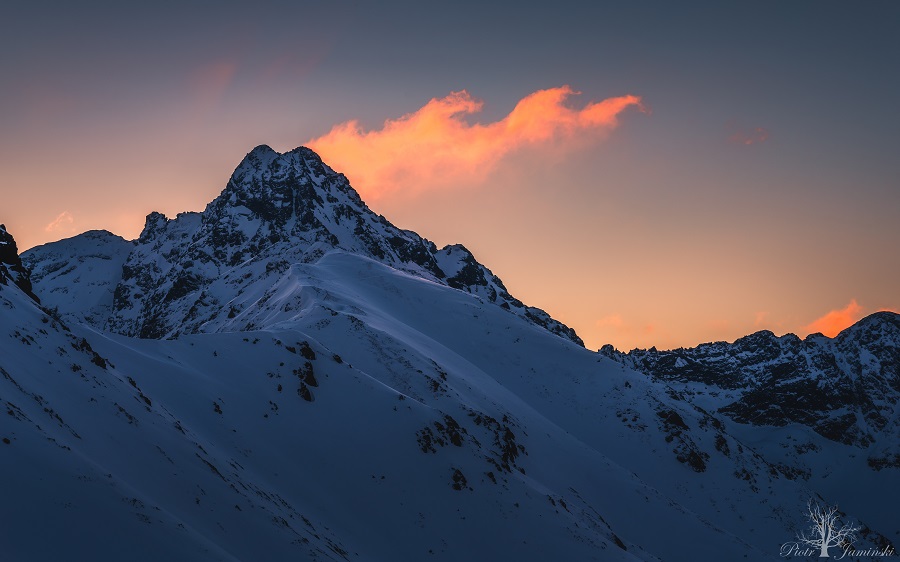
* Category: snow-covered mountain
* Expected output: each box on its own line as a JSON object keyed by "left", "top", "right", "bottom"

{"left": 6, "top": 146, "right": 897, "bottom": 560}
{"left": 601, "top": 315, "right": 900, "bottom": 538}
{"left": 24, "top": 229, "right": 133, "bottom": 326}
{"left": 24, "top": 145, "right": 579, "bottom": 347}
{"left": 600, "top": 316, "right": 900, "bottom": 451}
{"left": 600, "top": 312, "right": 900, "bottom": 450}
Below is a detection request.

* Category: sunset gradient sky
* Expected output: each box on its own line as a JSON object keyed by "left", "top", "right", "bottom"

{"left": 2, "top": 1, "right": 898, "bottom": 350}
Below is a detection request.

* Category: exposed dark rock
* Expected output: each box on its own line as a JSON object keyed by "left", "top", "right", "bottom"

{"left": 0, "top": 225, "right": 39, "bottom": 302}
{"left": 603, "top": 313, "right": 900, "bottom": 447}
{"left": 450, "top": 468, "right": 468, "bottom": 491}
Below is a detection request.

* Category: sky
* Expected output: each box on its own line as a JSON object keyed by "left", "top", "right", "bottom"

{"left": 2, "top": 1, "right": 898, "bottom": 351}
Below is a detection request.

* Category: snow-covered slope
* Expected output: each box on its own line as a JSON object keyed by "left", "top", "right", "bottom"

{"left": 0, "top": 238, "right": 765, "bottom": 561}
{"left": 22, "top": 229, "right": 133, "bottom": 326}
{"left": 7, "top": 146, "right": 897, "bottom": 559}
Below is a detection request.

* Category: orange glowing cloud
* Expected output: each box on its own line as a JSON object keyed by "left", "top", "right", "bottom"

{"left": 804, "top": 299, "right": 864, "bottom": 337}
{"left": 308, "top": 86, "right": 644, "bottom": 198}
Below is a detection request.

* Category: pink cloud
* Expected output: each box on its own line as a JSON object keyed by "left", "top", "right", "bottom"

{"left": 597, "top": 314, "right": 656, "bottom": 336}
{"left": 596, "top": 313, "right": 625, "bottom": 328}
{"left": 44, "top": 211, "right": 75, "bottom": 233}
{"left": 754, "top": 311, "right": 769, "bottom": 327}
{"left": 308, "top": 86, "right": 644, "bottom": 199}
{"left": 727, "top": 122, "right": 770, "bottom": 146}
{"left": 190, "top": 60, "right": 238, "bottom": 111}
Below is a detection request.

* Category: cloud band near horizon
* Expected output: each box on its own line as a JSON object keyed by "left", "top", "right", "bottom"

{"left": 307, "top": 86, "right": 644, "bottom": 199}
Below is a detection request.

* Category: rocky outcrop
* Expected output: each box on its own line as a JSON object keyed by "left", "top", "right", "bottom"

{"left": 601, "top": 312, "right": 900, "bottom": 447}
{"left": 0, "top": 224, "right": 39, "bottom": 302}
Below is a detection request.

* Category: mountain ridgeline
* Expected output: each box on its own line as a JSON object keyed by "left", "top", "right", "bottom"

{"left": 27, "top": 145, "right": 582, "bottom": 346}
{"left": 600, "top": 313, "right": 900, "bottom": 460}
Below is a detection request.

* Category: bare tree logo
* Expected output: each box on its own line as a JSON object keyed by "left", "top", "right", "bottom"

{"left": 796, "top": 500, "right": 861, "bottom": 558}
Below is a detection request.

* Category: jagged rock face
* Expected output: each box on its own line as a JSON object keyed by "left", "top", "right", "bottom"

{"left": 600, "top": 313, "right": 900, "bottom": 447}
{"left": 0, "top": 224, "right": 39, "bottom": 302}
{"left": 100, "top": 145, "right": 582, "bottom": 344}
{"left": 109, "top": 145, "right": 442, "bottom": 338}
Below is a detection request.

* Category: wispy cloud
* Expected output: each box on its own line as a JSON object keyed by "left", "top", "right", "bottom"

{"left": 727, "top": 121, "right": 769, "bottom": 146}
{"left": 44, "top": 211, "right": 74, "bottom": 233}
{"left": 190, "top": 60, "right": 238, "bottom": 111}
{"left": 596, "top": 313, "right": 656, "bottom": 346}
{"left": 596, "top": 314, "right": 626, "bottom": 329}
{"left": 308, "top": 86, "right": 644, "bottom": 199}
{"left": 754, "top": 311, "right": 769, "bottom": 328}
{"left": 804, "top": 299, "right": 864, "bottom": 337}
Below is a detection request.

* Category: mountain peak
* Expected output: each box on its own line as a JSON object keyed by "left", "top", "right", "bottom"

{"left": 851, "top": 310, "right": 899, "bottom": 330}
{"left": 212, "top": 145, "right": 362, "bottom": 230}
{"left": 231, "top": 145, "right": 330, "bottom": 184}
{"left": 39, "top": 143, "right": 582, "bottom": 345}
{"left": 836, "top": 310, "right": 900, "bottom": 348}
{"left": 249, "top": 143, "right": 277, "bottom": 156}
{"left": 241, "top": 143, "right": 280, "bottom": 167}
{"left": 139, "top": 211, "right": 169, "bottom": 243}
